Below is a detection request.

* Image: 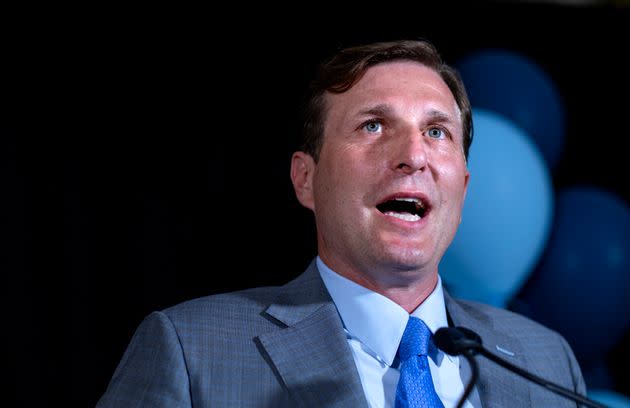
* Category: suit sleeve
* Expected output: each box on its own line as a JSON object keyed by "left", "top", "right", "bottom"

{"left": 96, "top": 311, "right": 192, "bottom": 408}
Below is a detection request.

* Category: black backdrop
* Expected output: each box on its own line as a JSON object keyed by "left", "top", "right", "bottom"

{"left": 2, "top": 3, "right": 629, "bottom": 407}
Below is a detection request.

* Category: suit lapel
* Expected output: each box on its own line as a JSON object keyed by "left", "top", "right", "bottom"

{"left": 444, "top": 292, "right": 532, "bottom": 408}
{"left": 257, "top": 261, "right": 368, "bottom": 408}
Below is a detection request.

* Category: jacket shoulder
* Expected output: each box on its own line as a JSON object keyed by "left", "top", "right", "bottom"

{"left": 161, "top": 285, "right": 284, "bottom": 329}
{"left": 453, "top": 297, "right": 562, "bottom": 338}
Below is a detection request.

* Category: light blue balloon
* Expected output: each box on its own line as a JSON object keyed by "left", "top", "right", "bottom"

{"left": 589, "top": 389, "right": 630, "bottom": 408}
{"left": 440, "top": 108, "right": 553, "bottom": 307}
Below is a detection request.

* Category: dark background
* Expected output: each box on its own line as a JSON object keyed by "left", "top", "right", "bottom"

{"left": 2, "top": 2, "right": 629, "bottom": 406}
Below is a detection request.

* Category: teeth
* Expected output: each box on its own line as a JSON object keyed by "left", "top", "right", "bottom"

{"left": 394, "top": 197, "right": 426, "bottom": 209}
{"left": 384, "top": 211, "right": 421, "bottom": 222}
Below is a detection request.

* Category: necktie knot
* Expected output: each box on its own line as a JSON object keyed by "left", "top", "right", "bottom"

{"left": 399, "top": 317, "right": 432, "bottom": 361}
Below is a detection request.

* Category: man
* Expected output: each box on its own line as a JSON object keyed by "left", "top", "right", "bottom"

{"left": 97, "top": 40, "right": 586, "bottom": 407}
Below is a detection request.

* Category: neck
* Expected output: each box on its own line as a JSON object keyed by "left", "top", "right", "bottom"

{"left": 355, "top": 273, "right": 439, "bottom": 313}
{"left": 319, "top": 256, "right": 440, "bottom": 313}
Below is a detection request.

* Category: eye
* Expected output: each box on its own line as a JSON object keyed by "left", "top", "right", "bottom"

{"left": 363, "top": 120, "right": 382, "bottom": 133}
{"left": 427, "top": 126, "right": 446, "bottom": 139}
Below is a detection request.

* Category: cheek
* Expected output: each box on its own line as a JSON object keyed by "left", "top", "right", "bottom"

{"left": 316, "top": 145, "right": 377, "bottom": 205}
{"left": 316, "top": 165, "right": 364, "bottom": 216}
{"left": 313, "top": 161, "right": 344, "bottom": 208}
{"left": 438, "top": 163, "right": 468, "bottom": 201}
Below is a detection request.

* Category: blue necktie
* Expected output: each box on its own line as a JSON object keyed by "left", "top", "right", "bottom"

{"left": 395, "top": 317, "right": 444, "bottom": 408}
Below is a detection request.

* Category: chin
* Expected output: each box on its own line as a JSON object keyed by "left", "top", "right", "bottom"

{"left": 378, "top": 248, "right": 428, "bottom": 271}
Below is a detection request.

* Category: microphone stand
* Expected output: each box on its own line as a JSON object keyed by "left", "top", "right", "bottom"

{"left": 456, "top": 349, "right": 478, "bottom": 408}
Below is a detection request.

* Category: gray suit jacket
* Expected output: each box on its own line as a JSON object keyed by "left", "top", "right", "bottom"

{"left": 97, "top": 260, "right": 586, "bottom": 407}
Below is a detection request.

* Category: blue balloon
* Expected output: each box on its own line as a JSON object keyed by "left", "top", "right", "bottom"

{"left": 457, "top": 49, "right": 566, "bottom": 168}
{"left": 588, "top": 389, "right": 630, "bottom": 408}
{"left": 440, "top": 109, "right": 553, "bottom": 307}
{"left": 516, "top": 187, "right": 630, "bottom": 365}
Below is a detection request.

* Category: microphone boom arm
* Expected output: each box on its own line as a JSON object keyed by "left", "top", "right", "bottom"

{"left": 433, "top": 327, "right": 608, "bottom": 408}
{"left": 475, "top": 347, "right": 607, "bottom": 408}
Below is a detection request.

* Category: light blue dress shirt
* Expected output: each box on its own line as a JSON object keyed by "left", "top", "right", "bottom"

{"left": 317, "top": 257, "right": 475, "bottom": 408}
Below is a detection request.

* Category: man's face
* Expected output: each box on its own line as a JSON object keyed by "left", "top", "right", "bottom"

{"left": 292, "top": 61, "right": 469, "bottom": 286}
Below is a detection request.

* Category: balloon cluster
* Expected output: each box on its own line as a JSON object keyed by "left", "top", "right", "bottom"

{"left": 438, "top": 49, "right": 630, "bottom": 403}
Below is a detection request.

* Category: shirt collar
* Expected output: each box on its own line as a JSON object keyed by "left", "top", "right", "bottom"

{"left": 317, "top": 257, "right": 451, "bottom": 367}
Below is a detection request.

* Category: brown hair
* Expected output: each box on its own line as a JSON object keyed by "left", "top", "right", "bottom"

{"left": 300, "top": 40, "right": 472, "bottom": 162}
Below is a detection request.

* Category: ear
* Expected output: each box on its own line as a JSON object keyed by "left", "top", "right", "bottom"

{"left": 460, "top": 169, "right": 470, "bottom": 224}
{"left": 290, "top": 151, "right": 316, "bottom": 211}
{"left": 463, "top": 168, "right": 470, "bottom": 197}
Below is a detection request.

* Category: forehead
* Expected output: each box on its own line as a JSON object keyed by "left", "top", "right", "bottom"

{"left": 326, "top": 61, "right": 461, "bottom": 120}
{"left": 360, "top": 61, "right": 447, "bottom": 88}
{"left": 326, "top": 60, "right": 461, "bottom": 127}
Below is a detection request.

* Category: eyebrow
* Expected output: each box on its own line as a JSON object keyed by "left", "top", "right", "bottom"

{"left": 424, "top": 109, "right": 458, "bottom": 125}
{"left": 355, "top": 104, "right": 394, "bottom": 118}
{"left": 356, "top": 105, "right": 458, "bottom": 125}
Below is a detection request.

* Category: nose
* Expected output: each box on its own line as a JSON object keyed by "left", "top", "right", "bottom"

{"left": 391, "top": 128, "right": 428, "bottom": 175}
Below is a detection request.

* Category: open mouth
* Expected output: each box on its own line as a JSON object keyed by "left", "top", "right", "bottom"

{"left": 376, "top": 196, "right": 429, "bottom": 222}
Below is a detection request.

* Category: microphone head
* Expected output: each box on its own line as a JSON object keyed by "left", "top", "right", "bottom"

{"left": 434, "top": 326, "right": 483, "bottom": 356}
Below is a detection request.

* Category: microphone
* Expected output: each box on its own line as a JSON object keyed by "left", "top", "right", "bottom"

{"left": 433, "top": 327, "right": 607, "bottom": 408}
{"left": 433, "top": 328, "right": 480, "bottom": 408}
